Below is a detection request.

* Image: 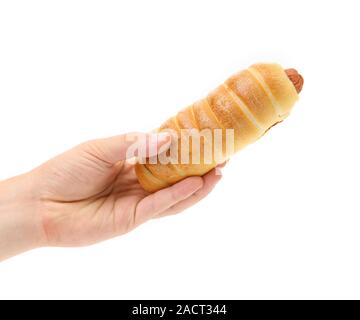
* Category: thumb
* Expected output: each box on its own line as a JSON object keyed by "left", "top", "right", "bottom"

{"left": 81, "top": 132, "right": 171, "bottom": 165}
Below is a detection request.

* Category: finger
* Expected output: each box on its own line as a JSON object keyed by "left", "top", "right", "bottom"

{"left": 134, "top": 176, "right": 203, "bottom": 226}
{"left": 156, "top": 168, "right": 222, "bottom": 218}
{"left": 81, "top": 132, "right": 171, "bottom": 165}
{"left": 217, "top": 160, "right": 228, "bottom": 168}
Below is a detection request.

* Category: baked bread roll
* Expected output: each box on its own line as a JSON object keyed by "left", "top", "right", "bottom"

{"left": 135, "top": 63, "right": 303, "bottom": 192}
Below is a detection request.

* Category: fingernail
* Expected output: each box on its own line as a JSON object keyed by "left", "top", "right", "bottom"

{"left": 215, "top": 167, "right": 223, "bottom": 176}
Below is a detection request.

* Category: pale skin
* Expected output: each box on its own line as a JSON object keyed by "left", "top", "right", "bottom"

{"left": 0, "top": 132, "right": 223, "bottom": 261}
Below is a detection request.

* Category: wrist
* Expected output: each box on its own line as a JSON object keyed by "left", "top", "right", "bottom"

{"left": 0, "top": 172, "right": 46, "bottom": 261}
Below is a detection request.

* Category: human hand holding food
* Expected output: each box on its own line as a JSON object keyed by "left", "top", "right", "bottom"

{"left": 0, "top": 132, "right": 223, "bottom": 261}
{"left": 0, "top": 62, "right": 303, "bottom": 262}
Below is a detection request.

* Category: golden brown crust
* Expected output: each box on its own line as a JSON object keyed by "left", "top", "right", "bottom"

{"left": 177, "top": 105, "right": 198, "bottom": 129}
{"left": 192, "top": 99, "right": 223, "bottom": 131}
{"left": 225, "top": 69, "right": 278, "bottom": 128}
{"left": 207, "top": 85, "right": 263, "bottom": 151}
{"left": 192, "top": 99, "right": 227, "bottom": 161}
{"left": 135, "top": 162, "right": 170, "bottom": 192}
{"left": 249, "top": 63, "right": 298, "bottom": 116}
{"left": 145, "top": 117, "right": 184, "bottom": 183}
{"left": 136, "top": 63, "right": 302, "bottom": 192}
{"left": 174, "top": 104, "right": 217, "bottom": 176}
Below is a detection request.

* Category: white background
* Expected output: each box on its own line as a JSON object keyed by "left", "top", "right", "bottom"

{"left": 0, "top": 0, "right": 359, "bottom": 299}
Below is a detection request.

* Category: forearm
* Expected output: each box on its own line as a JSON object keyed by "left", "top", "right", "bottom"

{"left": 0, "top": 173, "right": 45, "bottom": 261}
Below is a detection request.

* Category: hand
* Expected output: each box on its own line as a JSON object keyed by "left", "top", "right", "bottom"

{"left": 0, "top": 132, "right": 223, "bottom": 260}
